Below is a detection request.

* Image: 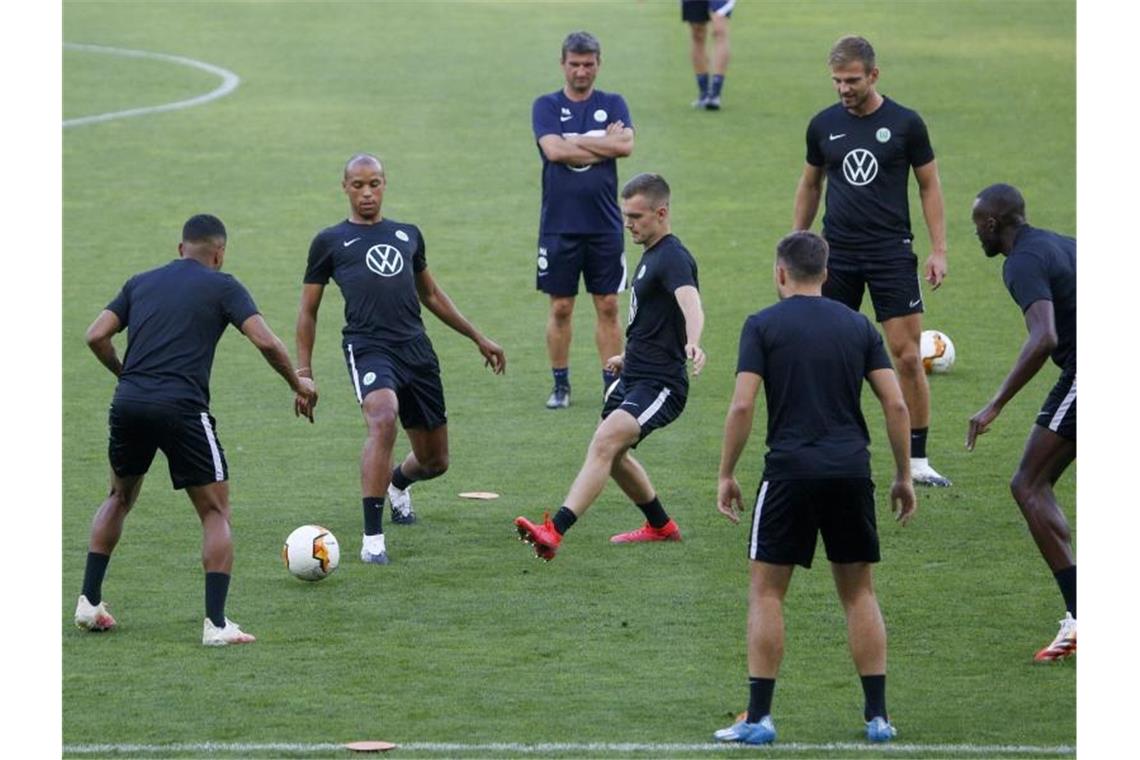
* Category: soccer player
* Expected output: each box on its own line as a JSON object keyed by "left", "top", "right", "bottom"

{"left": 296, "top": 154, "right": 506, "bottom": 565}
{"left": 966, "top": 184, "right": 1076, "bottom": 662}
{"left": 715, "top": 231, "right": 915, "bottom": 744}
{"left": 74, "top": 214, "right": 318, "bottom": 646}
{"left": 792, "top": 35, "right": 951, "bottom": 487}
{"left": 515, "top": 173, "right": 704, "bottom": 559}
{"left": 682, "top": 0, "right": 735, "bottom": 110}
{"left": 533, "top": 30, "right": 634, "bottom": 409}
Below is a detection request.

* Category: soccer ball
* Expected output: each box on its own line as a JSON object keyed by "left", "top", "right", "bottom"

{"left": 282, "top": 525, "right": 340, "bottom": 581}
{"left": 920, "top": 330, "right": 956, "bottom": 375}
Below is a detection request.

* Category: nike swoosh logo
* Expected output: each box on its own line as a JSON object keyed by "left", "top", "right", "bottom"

{"left": 343, "top": 237, "right": 361, "bottom": 247}
{"left": 560, "top": 115, "right": 572, "bottom": 122}
{"left": 829, "top": 133, "right": 846, "bottom": 141}
{"left": 909, "top": 298, "right": 922, "bottom": 308}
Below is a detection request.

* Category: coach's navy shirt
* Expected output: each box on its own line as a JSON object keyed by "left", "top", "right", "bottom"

{"left": 623, "top": 234, "right": 698, "bottom": 390}
{"left": 737, "top": 296, "right": 893, "bottom": 479}
{"left": 107, "top": 258, "right": 259, "bottom": 410}
{"left": 532, "top": 89, "right": 632, "bottom": 234}
{"left": 1003, "top": 225, "right": 1076, "bottom": 372}
{"left": 805, "top": 97, "right": 935, "bottom": 251}
{"left": 304, "top": 218, "right": 428, "bottom": 345}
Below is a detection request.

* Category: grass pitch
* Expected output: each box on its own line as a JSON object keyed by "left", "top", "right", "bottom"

{"left": 62, "top": 1, "right": 1075, "bottom": 757}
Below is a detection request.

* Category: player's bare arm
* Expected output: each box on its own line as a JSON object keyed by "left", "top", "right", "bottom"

{"left": 914, "top": 160, "right": 948, "bottom": 288}
{"left": 867, "top": 367, "right": 916, "bottom": 524}
{"left": 792, "top": 163, "right": 825, "bottom": 230}
{"left": 241, "top": 314, "right": 318, "bottom": 422}
{"left": 717, "top": 371, "right": 762, "bottom": 524}
{"left": 537, "top": 133, "right": 607, "bottom": 167}
{"left": 414, "top": 269, "right": 506, "bottom": 374}
{"left": 571, "top": 122, "right": 635, "bottom": 159}
{"left": 295, "top": 283, "right": 325, "bottom": 376}
{"left": 674, "top": 285, "right": 706, "bottom": 375}
{"left": 85, "top": 309, "right": 124, "bottom": 377}
{"left": 966, "top": 299, "right": 1056, "bottom": 450}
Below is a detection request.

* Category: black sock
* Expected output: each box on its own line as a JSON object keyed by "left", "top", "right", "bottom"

{"left": 552, "top": 367, "right": 570, "bottom": 389}
{"left": 81, "top": 551, "right": 111, "bottom": 606}
{"left": 1048, "top": 565, "right": 1076, "bottom": 619}
{"left": 390, "top": 466, "right": 415, "bottom": 491}
{"left": 363, "top": 497, "right": 385, "bottom": 536}
{"left": 747, "top": 677, "right": 775, "bottom": 722}
{"left": 860, "top": 674, "right": 887, "bottom": 721}
{"left": 552, "top": 506, "right": 577, "bottom": 535}
{"left": 910, "top": 428, "right": 928, "bottom": 459}
{"left": 636, "top": 496, "right": 669, "bottom": 529}
{"left": 205, "top": 572, "right": 230, "bottom": 628}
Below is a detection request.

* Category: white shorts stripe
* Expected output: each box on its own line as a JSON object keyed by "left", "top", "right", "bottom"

{"left": 749, "top": 481, "right": 769, "bottom": 559}
{"left": 617, "top": 251, "right": 628, "bottom": 294}
{"left": 347, "top": 343, "right": 363, "bottom": 404}
{"left": 199, "top": 413, "right": 225, "bottom": 482}
{"left": 636, "top": 387, "right": 671, "bottom": 426}
{"left": 716, "top": 0, "right": 738, "bottom": 16}
{"left": 1049, "top": 375, "right": 1076, "bottom": 432}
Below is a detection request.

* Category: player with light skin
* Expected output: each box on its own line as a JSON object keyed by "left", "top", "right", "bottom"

{"left": 516, "top": 173, "right": 705, "bottom": 559}
{"left": 715, "top": 231, "right": 914, "bottom": 744}
{"left": 793, "top": 35, "right": 951, "bottom": 488}
{"left": 683, "top": 0, "right": 735, "bottom": 110}
{"left": 76, "top": 214, "right": 317, "bottom": 646}
{"left": 534, "top": 31, "right": 635, "bottom": 409}
{"left": 296, "top": 154, "right": 505, "bottom": 564}
{"left": 966, "top": 183, "right": 1077, "bottom": 661}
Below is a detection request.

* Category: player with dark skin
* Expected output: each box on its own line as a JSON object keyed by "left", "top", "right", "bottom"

{"left": 966, "top": 183, "right": 1076, "bottom": 661}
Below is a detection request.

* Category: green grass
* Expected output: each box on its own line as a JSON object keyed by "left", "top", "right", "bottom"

{"left": 62, "top": 1, "right": 1075, "bottom": 757}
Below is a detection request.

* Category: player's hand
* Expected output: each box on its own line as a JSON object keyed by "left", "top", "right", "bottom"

{"left": 686, "top": 344, "right": 706, "bottom": 376}
{"left": 294, "top": 377, "right": 318, "bottom": 423}
{"left": 717, "top": 476, "right": 743, "bottom": 524}
{"left": 890, "top": 478, "right": 916, "bottom": 525}
{"left": 605, "top": 120, "right": 626, "bottom": 135}
{"left": 965, "top": 401, "right": 1002, "bottom": 450}
{"left": 477, "top": 337, "right": 506, "bottom": 375}
{"left": 604, "top": 353, "right": 624, "bottom": 375}
{"left": 924, "top": 250, "right": 948, "bottom": 290}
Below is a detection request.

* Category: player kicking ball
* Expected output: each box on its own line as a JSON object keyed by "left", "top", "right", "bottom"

{"left": 515, "top": 173, "right": 705, "bottom": 559}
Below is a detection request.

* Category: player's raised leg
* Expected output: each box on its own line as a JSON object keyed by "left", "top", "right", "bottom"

{"left": 75, "top": 472, "right": 144, "bottom": 632}
{"left": 389, "top": 425, "right": 451, "bottom": 525}
{"left": 609, "top": 452, "right": 681, "bottom": 543}
{"left": 546, "top": 295, "right": 575, "bottom": 408}
{"left": 359, "top": 388, "right": 399, "bottom": 563}
{"left": 832, "top": 561, "right": 895, "bottom": 741}
{"left": 188, "top": 481, "right": 254, "bottom": 646}
{"left": 882, "top": 313, "right": 949, "bottom": 487}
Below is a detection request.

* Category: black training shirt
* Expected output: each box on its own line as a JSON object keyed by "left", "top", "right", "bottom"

{"left": 805, "top": 97, "right": 935, "bottom": 250}
{"left": 107, "top": 258, "right": 259, "bottom": 410}
{"left": 623, "top": 234, "right": 699, "bottom": 390}
{"left": 1002, "top": 225, "right": 1076, "bottom": 371}
{"left": 304, "top": 218, "right": 428, "bottom": 344}
{"left": 737, "top": 295, "right": 893, "bottom": 479}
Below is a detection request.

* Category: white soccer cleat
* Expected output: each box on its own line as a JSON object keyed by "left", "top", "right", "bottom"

{"left": 388, "top": 483, "right": 416, "bottom": 524}
{"left": 74, "top": 594, "right": 116, "bottom": 632}
{"left": 360, "top": 533, "right": 390, "bottom": 564}
{"left": 202, "top": 617, "right": 256, "bottom": 646}
{"left": 1034, "top": 612, "right": 1076, "bottom": 662}
{"left": 911, "top": 457, "right": 952, "bottom": 487}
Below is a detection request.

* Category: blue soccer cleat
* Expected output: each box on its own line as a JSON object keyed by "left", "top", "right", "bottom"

{"left": 865, "top": 716, "right": 897, "bottom": 742}
{"left": 713, "top": 714, "right": 776, "bottom": 745}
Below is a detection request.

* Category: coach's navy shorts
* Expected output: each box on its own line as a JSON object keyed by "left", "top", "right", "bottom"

{"left": 1036, "top": 367, "right": 1076, "bottom": 441}
{"left": 824, "top": 243, "right": 923, "bottom": 323}
{"left": 536, "top": 233, "right": 627, "bottom": 297}
{"left": 748, "top": 478, "right": 880, "bottom": 568}
{"left": 344, "top": 334, "right": 447, "bottom": 430}
{"left": 682, "top": 0, "right": 735, "bottom": 23}
{"left": 108, "top": 398, "right": 228, "bottom": 490}
{"left": 601, "top": 376, "right": 687, "bottom": 447}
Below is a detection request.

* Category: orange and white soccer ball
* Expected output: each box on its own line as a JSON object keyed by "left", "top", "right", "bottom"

{"left": 920, "top": 330, "right": 955, "bottom": 375}
{"left": 283, "top": 525, "right": 340, "bottom": 581}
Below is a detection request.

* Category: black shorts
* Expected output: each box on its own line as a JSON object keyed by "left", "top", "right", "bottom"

{"left": 682, "top": 0, "right": 735, "bottom": 23}
{"left": 344, "top": 335, "right": 447, "bottom": 430}
{"left": 824, "top": 244, "right": 923, "bottom": 322}
{"left": 1036, "top": 368, "right": 1076, "bottom": 441}
{"left": 748, "top": 478, "right": 880, "bottom": 568}
{"left": 536, "top": 233, "right": 627, "bottom": 297}
{"left": 601, "top": 376, "right": 687, "bottom": 446}
{"left": 108, "top": 399, "right": 228, "bottom": 490}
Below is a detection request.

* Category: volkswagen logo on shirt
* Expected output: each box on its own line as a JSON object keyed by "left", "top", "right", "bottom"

{"left": 365, "top": 244, "right": 404, "bottom": 277}
{"left": 842, "top": 148, "right": 879, "bottom": 186}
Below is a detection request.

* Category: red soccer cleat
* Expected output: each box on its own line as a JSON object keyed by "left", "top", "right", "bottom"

{"left": 1034, "top": 612, "right": 1076, "bottom": 662}
{"left": 610, "top": 519, "right": 682, "bottom": 544}
{"left": 514, "top": 513, "right": 562, "bottom": 561}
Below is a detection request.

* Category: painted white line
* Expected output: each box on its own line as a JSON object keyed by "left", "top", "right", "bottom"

{"left": 61, "top": 740, "right": 1075, "bottom": 755}
{"left": 62, "top": 43, "right": 240, "bottom": 128}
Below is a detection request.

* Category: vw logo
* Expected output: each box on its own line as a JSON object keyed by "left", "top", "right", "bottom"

{"left": 365, "top": 244, "right": 404, "bottom": 277}
{"left": 842, "top": 148, "right": 879, "bottom": 186}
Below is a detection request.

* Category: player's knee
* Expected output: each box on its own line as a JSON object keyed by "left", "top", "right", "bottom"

{"left": 550, "top": 299, "right": 575, "bottom": 322}
{"left": 892, "top": 347, "right": 923, "bottom": 379}
{"left": 420, "top": 453, "right": 450, "bottom": 479}
{"left": 1009, "top": 470, "right": 1037, "bottom": 511}
{"left": 594, "top": 298, "right": 619, "bottom": 323}
{"left": 364, "top": 405, "right": 398, "bottom": 436}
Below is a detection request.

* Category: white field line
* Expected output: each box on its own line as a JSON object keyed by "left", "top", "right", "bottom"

{"left": 62, "top": 43, "right": 240, "bottom": 128}
{"left": 61, "top": 740, "right": 1075, "bottom": 755}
